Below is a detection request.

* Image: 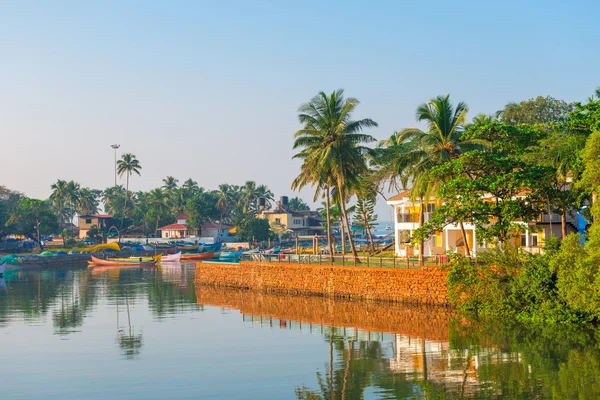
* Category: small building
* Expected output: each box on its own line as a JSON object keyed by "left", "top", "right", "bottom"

{"left": 201, "top": 222, "right": 234, "bottom": 242}
{"left": 259, "top": 208, "right": 325, "bottom": 236}
{"left": 78, "top": 214, "right": 113, "bottom": 239}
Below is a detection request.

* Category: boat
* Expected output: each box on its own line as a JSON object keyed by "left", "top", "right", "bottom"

{"left": 0, "top": 262, "right": 6, "bottom": 276}
{"left": 160, "top": 252, "right": 182, "bottom": 262}
{"left": 219, "top": 249, "right": 243, "bottom": 259}
{"left": 204, "top": 242, "right": 223, "bottom": 252}
{"left": 75, "top": 242, "right": 121, "bottom": 253}
{"left": 181, "top": 251, "right": 214, "bottom": 261}
{"left": 177, "top": 243, "right": 201, "bottom": 252}
{"left": 385, "top": 225, "right": 392, "bottom": 231}
{"left": 89, "top": 255, "right": 156, "bottom": 267}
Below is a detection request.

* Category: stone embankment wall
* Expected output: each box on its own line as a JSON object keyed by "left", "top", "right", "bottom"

{"left": 196, "top": 286, "right": 452, "bottom": 340}
{"left": 195, "top": 261, "right": 449, "bottom": 305}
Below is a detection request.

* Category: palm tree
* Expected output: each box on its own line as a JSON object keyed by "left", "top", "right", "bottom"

{"left": 50, "top": 179, "right": 68, "bottom": 224}
{"left": 255, "top": 184, "right": 274, "bottom": 209}
{"left": 147, "top": 188, "right": 170, "bottom": 236}
{"left": 389, "top": 95, "right": 485, "bottom": 264}
{"left": 161, "top": 176, "right": 179, "bottom": 192}
{"left": 241, "top": 181, "right": 258, "bottom": 212}
{"left": 102, "top": 185, "right": 125, "bottom": 216}
{"left": 182, "top": 178, "right": 199, "bottom": 197}
{"left": 293, "top": 89, "right": 377, "bottom": 262}
{"left": 77, "top": 188, "right": 100, "bottom": 215}
{"left": 116, "top": 153, "right": 142, "bottom": 230}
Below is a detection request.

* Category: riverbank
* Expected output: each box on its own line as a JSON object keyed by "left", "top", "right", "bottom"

{"left": 3, "top": 250, "right": 163, "bottom": 268}
{"left": 194, "top": 260, "right": 449, "bottom": 305}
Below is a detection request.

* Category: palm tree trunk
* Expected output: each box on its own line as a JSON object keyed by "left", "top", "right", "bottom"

{"left": 419, "top": 199, "right": 425, "bottom": 268}
{"left": 561, "top": 208, "right": 567, "bottom": 239}
{"left": 340, "top": 216, "right": 346, "bottom": 255}
{"left": 339, "top": 190, "right": 359, "bottom": 262}
{"left": 325, "top": 186, "right": 334, "bottom": 260}
{"left": 460, "top": 221, "right": 471, "bottom": 257}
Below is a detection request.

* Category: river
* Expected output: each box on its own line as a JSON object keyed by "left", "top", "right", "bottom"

{"left": 0, "top": 264, "right": 598, "bottom": 399}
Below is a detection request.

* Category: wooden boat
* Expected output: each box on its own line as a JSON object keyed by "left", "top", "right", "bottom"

{"left": 180, "top": 251, "right": 214, "bottom": 261}
{"left": 89, "top": 255, "right": 156, "bottom": 267}
{"left": 177, "top": 244, "right": 200, "bottom": 251}
{"left": 219, "top": 249, "right": 243, "bottom": 259}
{"left": 161, "top": 252, "right": 182, "bottom": 262}
{"left": 75, "top": 243, "right": 121, "bottom": 253}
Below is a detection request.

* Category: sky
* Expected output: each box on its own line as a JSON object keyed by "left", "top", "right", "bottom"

{"left": 1, "top": 0, "right": 599, "bottom": 219}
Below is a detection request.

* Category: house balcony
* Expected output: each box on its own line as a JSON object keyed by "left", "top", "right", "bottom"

{"left": 396, "top": 212, "right": 432, "bottom": 225}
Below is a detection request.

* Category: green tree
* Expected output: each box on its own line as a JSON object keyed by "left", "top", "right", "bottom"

{"left": 497, "top": 96, "right": 573, "bottom": 125}
{"left": 185, "top": 192, "right": 219, "bottom": 233}
{"left": 146, "top": 188, "right": 170, "bottom": 237}
{"left": 387, "top": 95, "right": 485, "bottom": 263}
{"left": 116, "top": 153, "right": 142, "bottom": 230}
{"left": 161, "top": 176, "right": 179, "bottom": 192}
{"left": 287, "top": 197, "right": 310, "bottom": 211}
{"left": 6, "top": 198, "right": 59, "bottom": 249}
{"left": 352, "top": 179, "right": 378, "bottom": 252}
{"left": 293, "top": 89, "right": 377, "bottom": 262}
{"left": 0, "top": 186, "right": 22, "bottom": 238}
{"left": 236, "top": 213, "right": 270, "bottom": 242}
{"left": 50, "top": 179, "right": 69, "bottom": 225}
{"left": 77, "top": 187, "right": 100, "bottom": 215}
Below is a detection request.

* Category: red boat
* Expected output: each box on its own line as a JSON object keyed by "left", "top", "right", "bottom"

{"left": 89, "top": 255, "right": 156, "bottom": 267}
{"left": 180, "top": 251, "right": 214, "bottom": 261}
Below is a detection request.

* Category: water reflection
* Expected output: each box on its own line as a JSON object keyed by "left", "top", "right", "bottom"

{"left": 195, "top": 286, "right": 600, "bottom": 399}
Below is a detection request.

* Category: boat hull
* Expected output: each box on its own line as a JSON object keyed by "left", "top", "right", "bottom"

{"left": 89, "top": 256, "right": 155, "bottom": 267}
{"left": 161, "top": 252, "right": 182, "bottom": 262}
{"left": 181, "top": 251, "right": 214, "bottom": 261}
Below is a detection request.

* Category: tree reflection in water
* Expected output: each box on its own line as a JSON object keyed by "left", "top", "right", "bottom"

{"left": 116, "top": 293, "right": 143, "bottom": 359}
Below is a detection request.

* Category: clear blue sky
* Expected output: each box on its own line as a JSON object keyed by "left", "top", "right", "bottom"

{"left": 1, "top": 0, "right": 598, "bottom": 218}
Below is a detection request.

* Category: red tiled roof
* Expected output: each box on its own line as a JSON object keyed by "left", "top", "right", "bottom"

{"left": 176, "top": 213, "right": 190, "bottom": 220}
{"left": 158, "top": 223, "right": 187, "bottom": 230}
{"left": 386, "top": 189, "right": 412, "bottom": 202}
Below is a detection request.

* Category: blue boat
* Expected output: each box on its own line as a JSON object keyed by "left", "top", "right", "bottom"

{"left": 205, "top": 242, "right": 224, "bottom": 252}
{"left": 219, "top": 249, "right": 243, "bottom": 259}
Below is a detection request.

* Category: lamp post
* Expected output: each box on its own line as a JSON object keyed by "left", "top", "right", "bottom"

{"left": 111, "top": 144, "right": 120, "bottom": 186}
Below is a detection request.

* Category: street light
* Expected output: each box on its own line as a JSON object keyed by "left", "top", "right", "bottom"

{"left": 111, "top": 144, "right": 120, "bottom": 186}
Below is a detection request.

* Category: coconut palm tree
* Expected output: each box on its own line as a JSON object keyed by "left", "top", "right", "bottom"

{"left": 116, "top": 153, "right": 142, "bottom": 230}
{"left": 241, "top": 181, "right": 258, "bottom": 212}
{"left": 161, "top": 176, "right": 179, "bottom": 192}
{"left": 255, "top": 184, "right": 274, "bottom": 209}
{"left": 77, "top": 188, "right": 100, "bottom": 215}
{"left": 293, "top": 89, "right": 377, "bottom": 262}
{"left": 50, "top": 179, "right": 69, "bottom": 224}
{"left": 182, "top": 178, "right": 199, "bottom": 197}
{"left": 147, "top": 188, "right": 170, "bottom": 236}
{"left": 389, "top": 94, "right": 487, "bottom": 264}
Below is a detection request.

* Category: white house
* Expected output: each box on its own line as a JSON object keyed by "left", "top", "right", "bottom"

{"left": 386, "top": 190, "right": 578, "bottom": 257}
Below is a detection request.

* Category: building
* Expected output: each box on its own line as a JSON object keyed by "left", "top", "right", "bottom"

{"left": 158, "top": 214, "right": 234, "bottom": 242}
{"left": 158, "top": 214, "right": 197, "bottom": 239}
{"left": 201, "top": 222, "right": 234, "bottom": 242}
{"left": 78, "top": 214, "right": 113, "bottom": 239}
{"left": 259, "top": 208, "right": 326, "bottom": 236}
{"left": 387, "top": 189, "right": 579, "bottom": 257}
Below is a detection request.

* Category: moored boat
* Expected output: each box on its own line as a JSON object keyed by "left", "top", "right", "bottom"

{"left": 161, "top": 252, "right": 182, "bottom": 262}
{"left": 89, "top": 256, "right": 156, "bottom": 267}
{"left": 0, "top": 262, "right": 6, "bottom": 276}
{"left": 219, "top": 249, "right": 243, "bottom": 259}
{"left": 180, "top": 251, "right": 214, "bottom": 261}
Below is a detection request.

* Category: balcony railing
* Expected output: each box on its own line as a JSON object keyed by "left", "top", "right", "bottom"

{"left": 396, "top": 212, "right": 432, "bottom": 224}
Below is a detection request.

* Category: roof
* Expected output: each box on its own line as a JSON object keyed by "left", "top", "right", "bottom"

{"left": 176, "top": 213, "right": 190, "bottom": 220}
{"left": 202, "top": 222, "right": 232, "bottom": 230}
{"left": 80, "top": 214, "right": 113, "bottom": 219}
{"left": 386, "top": 189, "right": 412, "bottom": 202}
{"left": 158, "top": 223, "right": 187, "bottom": 230}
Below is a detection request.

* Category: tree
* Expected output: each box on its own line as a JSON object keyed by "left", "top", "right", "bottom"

{"left": 185, "top": 192, "right": 219, "bottom": 233}
{"left": 50, "top": 179, "right": 68, "bottom": 225}
{"left": 77, "top": 188, "right": 100, "bottom": 215}
{"left": 287, "top": 197, "right": 310, "bottom": 211}
{"left": 182, "top": 178, "right": 200, "bottom": 197}
{"left": 86, "top": 226, "right": 103, "bottom": 244}
{"left": 578, "top": 130, "right": 600, "bottom": 205}
{"left": 255, "top": 184, "right": 274, "bottom": 209}
{"left": 353, "top": 179, "right": 378, "bottom": 252}
{"left": 293, "top": 89, "right": 377, "bottom": 262}
{"left": 161, "top": 176, "right": 179, "bottom": 192}
{"left": 497, "top": 96, "right": 573, "bottom": 125}
{"left": 146, "top": 188, "right": 170, "bottom": 236}
{"left": 6, "top": 198, "right": 58, "bottom": 249}
{"left": 388, "top": 95, "right": 485, "bottom": 263}
{"left": 241, "top": 181, "right": 258, "bottom": 212}
{"left": 235, "top": 213, "right": 270, "bottom": 242}
{"left": 116, "top": 153, "right": 142, "bottom": 230}
{"left": 0, "top": 186, "right": 23, "bottom": 238}
{"left": 270, "top": 221, "right": 291, "bottom": 243}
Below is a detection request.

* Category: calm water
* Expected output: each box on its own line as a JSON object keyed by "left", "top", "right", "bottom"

{"left": 1, "top": 264, "right": 600, "bottom": 399}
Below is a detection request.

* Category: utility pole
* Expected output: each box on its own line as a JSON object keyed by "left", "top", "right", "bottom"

{"left": 111, "top": 144, "right": 120, "bottom": 186}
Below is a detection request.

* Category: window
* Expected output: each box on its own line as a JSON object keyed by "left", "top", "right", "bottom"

{"left": 531, "top": 233, "right": 538, "bottom": 247}
{"left": 179, "top": 230, "right": 185, "bottom": 237}
{"left": 520, "top": 234, "right": 527, "bottom": 247}
{"left": 302, "top": 220, "right": 305, "bottom": 226}
{"left": 293, "top": 219, "right": 301, "bottom": 225}
{"left": 85, "top": 219, "right": 92, "bottom": 224}
{"left": 165, "top": 232, "right": 169, "bottom": 238}
{"left": 275, "top": 218, "right": 281, "bottom": 224}
{"left": 426, "top": 203, "right": 436, "bottom": 213}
